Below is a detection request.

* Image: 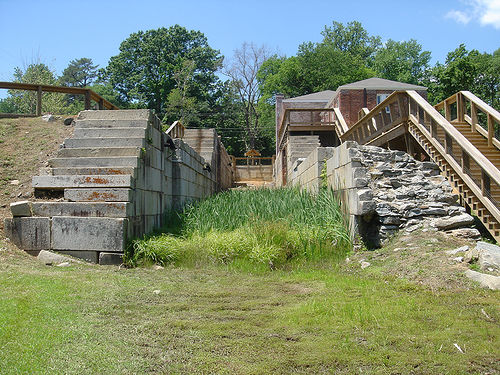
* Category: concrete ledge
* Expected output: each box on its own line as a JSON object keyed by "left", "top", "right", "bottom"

{"left": 33, "top": 175, "right": 134, "bottom": 189}
{"left": 57, "top": 147, "right": 141, "bottom": 158}
{"left": 49, "top": 157, "right": 139, "bottom": 168}
{"left": 51, "top": 216, "right": 127, "bottom": 251}
{"left": 73, "top": 127, "right": 146, "bottom": 139}
{"left": 4, "top": 217, "right": 51, "bottom": 250}
{"left": 31, "top": 202, "right": 130, "bottom": 218}
{"left": 74, "top": 119, "right": 149, "bottom": 128}
{"left": 64, "top": 188, "right": 133, "bottom": 202}
{"left": 51, "top": 167, "right": 136, "bottom": 176}
{"left": 64, "top": 138, "right": 145, "bottom": 148}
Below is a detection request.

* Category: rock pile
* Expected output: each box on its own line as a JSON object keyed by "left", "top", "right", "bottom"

{"left": 351, "top": 144, "right": 477, "bottom": 245}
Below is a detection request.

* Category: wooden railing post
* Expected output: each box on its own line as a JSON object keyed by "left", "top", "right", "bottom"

{"left": 487, "top": 113, "right": 494, "bottom": 147}
{"left": 471, "top": 103, "right": 478, "bottom": 133}
{"left": 457, "top": 93, "right": 464, "bottom": 123}
{"left": 84, "top": 90, "right": 91, "bottom": 110}
{"left": 36, "top": 85, "right": 42, "bottom": 116}
{"left": 98, "top": 98, "right": 104, "bottom": 110}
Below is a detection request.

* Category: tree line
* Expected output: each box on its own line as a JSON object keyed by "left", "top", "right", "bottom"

{"left": 1, "top": 22, "right": 498, "bottom": 156}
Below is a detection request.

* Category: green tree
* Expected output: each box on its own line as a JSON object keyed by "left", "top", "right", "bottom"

{"left": 105, "top": 25, "right": 222, "bottom": 120}
{"left": 60, "top": 58, "right": 98, "bottom": 87}
{"left": 427, "top": 44, "right": 480, "bottom": 104}
{"left": 7, "top": 63, "right": 65, "bottom": 114}
{"left": 475, "top": 49, "right": 500, "bottom": 109}
{"left": 372, "top": 39, "right": 431, "bottom": 84}
{"left": 321, "top": 20, "right": 381, "bottom": 62}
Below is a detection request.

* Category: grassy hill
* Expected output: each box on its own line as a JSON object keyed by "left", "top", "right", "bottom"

{"left": 0, "top": 116, "right": 73, "bottom": 235}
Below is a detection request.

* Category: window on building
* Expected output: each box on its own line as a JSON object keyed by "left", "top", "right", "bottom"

{"left": 377, "top": 93, "right": 391, "bottom": 113}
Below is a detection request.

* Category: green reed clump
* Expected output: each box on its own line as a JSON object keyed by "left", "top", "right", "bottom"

{"left": 125, "top": 187, "right": 352, "bottom": 268}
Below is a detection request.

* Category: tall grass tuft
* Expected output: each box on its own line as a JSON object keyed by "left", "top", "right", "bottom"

{"left": 125, "top": 187, "right": 352, "bottom": 268}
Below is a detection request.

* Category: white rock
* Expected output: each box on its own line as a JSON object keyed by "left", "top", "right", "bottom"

{"left": 465, "top": 270, "right": 500, "bottom": 290}
{"left": 153, "top": 265, "right": 164, "bottom": 270}
{"left": 446, "top": 228, "right": 481, "bottom": 240}
{"left": 431, "top": 213, "right": 474, "bottom": 231}
{"left": 152, "top": 290, "right": 161, "bottom": 295}
{"left": 10, "top": 180, "right": 19, "bottom": 185}
{"left": 37, "top": 250, "right": 81, "bottom": 265}
{"left": 42, "top": 114, "right": 56, "bottom": 122}
{"left": 360, "top": 261, "right": 371, "bottom": 269}
{"left": 452, "top": 256, "right": 464, "bottom": 263}
{"left": 446, "top": 246, "right": 469, "bottom": 256}
{"left": 476, "top": 242, "right": 500, "bottom": 273}
{"left": 56, "top": 262, "right": 71, "bottom": 267}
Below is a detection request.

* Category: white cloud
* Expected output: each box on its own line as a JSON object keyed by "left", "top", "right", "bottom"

{"left": 446, "top": 9, "right": 472, "bottom": 24}
{"left": 446, "top": 0, "right": 500, "bottom": 29}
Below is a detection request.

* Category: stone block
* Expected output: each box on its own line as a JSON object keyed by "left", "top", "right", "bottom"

{"left": 10, "top": 201, "right": 32, "bottom": 217}
{"left": 57, "top": 147, "right": 140, "bottom": 158}
{"left": 31, "top": 202, "right": 130, "bottom": 218}
{"left": 49, "top": 156, "right": 139, "bottom": 168}
{"left": 33, "top": 175, "right": 134, "bottom": 189}
{"left": 74, "top": 119, "right": 149, "bottom": 128}
{"left": 99, "top": 252, "right": 123, "bottom": 265}
{"left": 51, "top": 217, "right": 127, "bottom": 251}
{"left": 4, "top": 217, "right": 50, "bottom": 250}
{"left": 64, "top": 137, "right": 146, "bottom": 149}
{"left": 51, "top": 167, "right": 136, "bottom": 177}
{"left": 73, "top": 127, "right": 146, "bottom": 139}
{"left": 64, "top": 188, "right": 133, "bottom": 202}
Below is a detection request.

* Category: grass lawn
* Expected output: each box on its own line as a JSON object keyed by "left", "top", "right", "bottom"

{"left": 0, "top": 238, "right": 498, "bottom": 374}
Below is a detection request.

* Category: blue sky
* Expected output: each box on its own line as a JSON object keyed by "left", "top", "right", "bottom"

{"left": 0, "top": 0, "right": 499, "bottom": 94}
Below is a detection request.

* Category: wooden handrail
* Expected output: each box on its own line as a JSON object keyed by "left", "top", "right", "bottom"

{"left": 407, "top": 90, "right": 500, "bottom": 187}
{"left": 435, "top": 91, "right": 500, "bottom": 149}
{"left": 165, "top": 120, "right": 185, "bottom": 138}
{"left": 341, "top": 91, "right": 407, "bottom": 143}
{"left": 0, "top": 81, "right": 119, "bottom": 114}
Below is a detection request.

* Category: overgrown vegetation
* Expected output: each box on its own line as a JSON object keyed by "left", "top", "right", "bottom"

{"left": 125, "top": 188, "right": 352, "bottom": 268}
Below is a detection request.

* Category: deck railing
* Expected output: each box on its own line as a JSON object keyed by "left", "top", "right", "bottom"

{"left": 0, "top": 81, "right": 119, "bottom": 116}
{"left": 165, "top": 120, "right": 185, "bottom": 139}
{"left": 435, "top": 91, "right": 500, "bottom": 149}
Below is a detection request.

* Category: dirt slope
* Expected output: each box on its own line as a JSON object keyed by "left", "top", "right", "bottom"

{"left": 0, "top": 116, "right": 73, "bottom": 236}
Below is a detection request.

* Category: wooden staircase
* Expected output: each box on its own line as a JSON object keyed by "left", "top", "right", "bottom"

{"left": 339, "top": 90, "right": 500, "bottom": 242}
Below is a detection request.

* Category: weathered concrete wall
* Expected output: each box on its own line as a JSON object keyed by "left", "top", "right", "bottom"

{"left": 183, "top": 128, "right": 233, "bottom": 191}
{"left": 275, "top": 135, "right": 320, "bottom": 186}
{"left": 234, "top": 165, "right": 273, "bottom": 184}
{"left": 5, "top": 110, "right": 230, "bottom": 264}
{"left": 291, "top": 147, "right": 334, "bottom": 194}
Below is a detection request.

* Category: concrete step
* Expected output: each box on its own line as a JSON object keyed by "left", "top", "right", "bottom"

{"left": 79, "top": 109, "right": 151, "bottom": 121}
{"left": 50, "top": 167, "right": 135, "bottom": 176}
{"left": 12, "top": 201, "right": 131, "bottom": 218}
{"left": 64, "top": 188, "right": 133, "bottom": 202}
{"left": 74, "top": 119, "right": 149, "bottom": 128}
{"left": 57, "top": 147, "right": 141, "bottom": 158}
{"left": 51, "top": 216, "right": 127, "bottom": 252}
{"left": 64, "top": 137, "right": 145, "bottom": 148}
{"left": 33, "top": 175, "right": 134, "bottom": 189}
{"left": 48, "top": 156, "right": 140, "bottom": 168}
{"left": 73, "top": 127, "right": 146, "bottom": 139}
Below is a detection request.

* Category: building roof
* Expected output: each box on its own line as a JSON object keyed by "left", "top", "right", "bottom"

{"left": 283, "top": 90, "right": 336, "bottom": 103}
{"left": 337, "top": 77, "right": 427, "bottom": 91}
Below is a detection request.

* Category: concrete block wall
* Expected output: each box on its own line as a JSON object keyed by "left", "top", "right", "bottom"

{"left": 5, "top": 110, "right": 228, "bottom": 264}
{"left": 291, "top": 147, "right": 334, "bottom": 194}
{"left": 284, "top": 135, "right": 320, "bottom": 186}
{"left": 183, "top": 128, "right": 233, "bottom": 191}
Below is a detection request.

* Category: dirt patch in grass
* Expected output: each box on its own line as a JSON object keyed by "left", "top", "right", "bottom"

{"left": 0, "top": 116, "right": 73, "bottom": 234}
{"left": 345, "top": 228, "right": 480, "bottom": 291}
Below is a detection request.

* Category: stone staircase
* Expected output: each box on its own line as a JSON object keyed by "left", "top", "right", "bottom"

{"left": 5, "top": 109, "right": 165, "bottom": 264}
